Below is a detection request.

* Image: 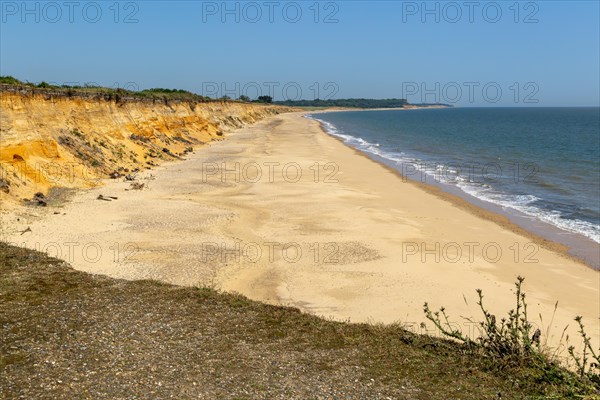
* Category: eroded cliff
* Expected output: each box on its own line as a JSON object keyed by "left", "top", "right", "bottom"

{"left": 0, "top": 91, "right": 290, "bottom": 206}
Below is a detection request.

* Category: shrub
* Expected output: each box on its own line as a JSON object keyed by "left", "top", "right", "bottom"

{"left": 0, "top": 75, "right": 23, "bottom": 85}
{"left": 423, "top": 277, "right": 599, "bottom": 388}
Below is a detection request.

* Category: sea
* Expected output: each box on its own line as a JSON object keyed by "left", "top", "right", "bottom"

{"left": 308, "top": 107, "right": 600, "bottom": 266}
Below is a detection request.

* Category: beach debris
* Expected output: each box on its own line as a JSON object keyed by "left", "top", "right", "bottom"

{"left": 129, "top": 182, "right": 145, "bottom": 191}
{"left": 0, "top": 179, "right": 10, "bottom": 193}
{"left": 19, "top": 226, "right": 31, "bottom": 235}
{"left": 97, "top": 195, "right": 117, "bottom": 201}
{"left": 161, "top": 147, "right": 180, "bottom": 159}
{"left": 124, "top": 174, "right": 137, "bottom": 181}
{"left": 109, "top": 171, "right": 121, "bottom": 179}
{"left": 178, "top": 146, "right": 194, "bottom": 157}
{"left": 31, "top": 192, "right": 47, "bottom": 206}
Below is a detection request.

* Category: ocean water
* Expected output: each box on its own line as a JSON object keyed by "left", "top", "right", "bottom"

{"left": 309, "top": 108, "right": 600, "bottom": 244}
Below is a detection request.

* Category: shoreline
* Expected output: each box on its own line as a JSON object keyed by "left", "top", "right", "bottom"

{"left": 318, "top": 120, "right": 590, "bottom": 267}
{"left": 1, "top": 111, "right": 597, "bottom": 353}
{"left": 307, "top": 110, "right": 600, "bottom": 270}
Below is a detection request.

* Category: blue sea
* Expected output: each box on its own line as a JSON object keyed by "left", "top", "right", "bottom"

{"left": 309, "top": 108, "right": 600, "bottom": 245}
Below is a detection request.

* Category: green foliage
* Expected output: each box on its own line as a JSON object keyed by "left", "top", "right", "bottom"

{"left": 134, "top": 88, "right": 210, "bottom": 102}
{"left": 423, "top": 277, "right": 541, "bottom": 364}
{"left": 238, "top": 95, "right": 251, "bottom": 102}
{"left": 141, "top": 88, "right": 192, "bottom": 94}
{"left": 0, "top": 76, "right": 213, "bottom": 102}
{"left": 0, "top": 75, "right": 23, "bottom": 85}
{"left": 423, "top": 277, "right": 599, "bottom": 392}
{"left": 256, "top": 95, "right": 273, "bottom": 104}
{"left": 275, "top": 98, "right": 410, "bottom": 109}
{"left": 568, "top": 316, "right": 600, "bottom": 379}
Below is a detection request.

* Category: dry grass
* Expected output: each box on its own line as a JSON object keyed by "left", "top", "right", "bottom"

{"left": 1, "top": 242, "right": 598, "bottom": 399}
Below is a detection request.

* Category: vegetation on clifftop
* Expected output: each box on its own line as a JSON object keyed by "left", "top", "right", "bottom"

{"left": 275, "top": 98, "right": 410, "bottom": 108}
{"left": 274, "top": 98, "right": 452, "bottom": 109}
{"left": 0, "top": 75, "right": 214, "bottom": 103}
{"left": 0, "top": 76, "right": 451, "bottom": 108}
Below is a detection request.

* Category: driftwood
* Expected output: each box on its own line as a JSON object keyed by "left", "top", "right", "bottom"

{"left": 97, "top": 195, "right": 117, "bottom": 201}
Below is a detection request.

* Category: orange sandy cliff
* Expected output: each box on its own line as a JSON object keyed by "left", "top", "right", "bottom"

{"left": 0, "top": 90, "right": 290, "bottom": 206}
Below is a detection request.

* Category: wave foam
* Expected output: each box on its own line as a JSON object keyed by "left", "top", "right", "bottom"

{"left": 307, "top": 114, "right": 600, "bottom": 243}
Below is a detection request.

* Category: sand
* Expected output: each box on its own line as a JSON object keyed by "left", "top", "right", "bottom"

{"left": 1, "top": 112, "right": 598, "bottom": 354}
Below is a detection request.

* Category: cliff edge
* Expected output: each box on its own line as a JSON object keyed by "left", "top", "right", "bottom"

{"left": 0, "top": 89, "right": 290, "bottom": 206}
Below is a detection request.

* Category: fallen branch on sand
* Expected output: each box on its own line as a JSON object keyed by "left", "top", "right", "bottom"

{"left": 97, "top": 195, "right": 118, "bottom": 201}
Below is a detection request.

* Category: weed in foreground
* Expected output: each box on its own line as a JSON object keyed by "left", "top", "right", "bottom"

{"left": 423, "top": 276, "right": 599, "bottom": 390}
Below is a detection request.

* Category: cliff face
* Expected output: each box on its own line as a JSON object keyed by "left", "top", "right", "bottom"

{"left": 0, "top": 92, "right": 290, "bottom": 205}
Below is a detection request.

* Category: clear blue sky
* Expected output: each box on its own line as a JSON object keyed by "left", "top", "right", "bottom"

{"left": 1, "top": 1, "right": 599, "bottom": 106}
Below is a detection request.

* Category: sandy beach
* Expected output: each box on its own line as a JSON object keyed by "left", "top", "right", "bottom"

{"left": 2, "top": 111, "right": 598, "bottom": 353}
